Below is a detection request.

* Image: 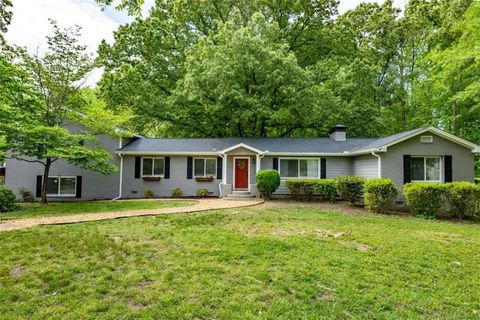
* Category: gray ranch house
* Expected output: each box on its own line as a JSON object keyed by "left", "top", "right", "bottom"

{"left": 4, "top": 125, "right": 480, "bottom": 200}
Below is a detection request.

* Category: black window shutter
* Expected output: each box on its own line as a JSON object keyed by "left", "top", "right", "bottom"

{"left": 444, "top": 155, "right": 452, "bottom": 182}
{"left": 273, "top": 158, "right": 279, "bottom": 171}
{"left": 164, "top": 157, "right": 170, "bottom": 179}
{"left": 134, "top": 156, "right": 141, "bottom": 179}
{"left": 76, "top": 176, "right": 82, "bottom": 198}
{"left": 187, "top": 157, "right": 193, "bottom": 179}
{"left": 403, "top": 155, "right": 411, "bottom": 184}
{"left": 36, "top": 175, "right": 42, "bottom": 197}
{"left": 217, "top": 157, "right": 223, "bottom": 180}
{"left": 320, "top": 158, "right": 327, "bottom": 179}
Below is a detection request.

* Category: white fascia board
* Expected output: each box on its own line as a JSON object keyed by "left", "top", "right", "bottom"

{"left": 115, "top": 151, "right": 220, "bottom": 156}
{"left": 219, "top": 143, "right": 265, "bottom": 154}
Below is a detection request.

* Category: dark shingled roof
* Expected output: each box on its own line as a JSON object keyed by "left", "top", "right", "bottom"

{"left": 118, "top": 127, "right": 447, "bottom": 154}
{"left": 119, "top": 137, "right": 377, "bottom": 154}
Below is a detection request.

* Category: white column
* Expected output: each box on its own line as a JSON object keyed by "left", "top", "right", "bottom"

{"left": 256, "top": 153, "right": 261, "bottom": 172}
{"left": 222, "top": 154, "right": 227, "bottom": 184}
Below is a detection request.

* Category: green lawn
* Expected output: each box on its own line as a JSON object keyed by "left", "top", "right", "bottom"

{"left": 0, "top": 200, "right": 196, "bottom": 221}
{"left": 1, "top": 202, "right": 480, "bottom": 319}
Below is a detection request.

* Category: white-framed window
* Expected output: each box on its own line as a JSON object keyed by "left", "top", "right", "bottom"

{"left": 47, "top": 176, "right": 76, "bottom": 197}
{"left": 279, "top": 158, "right": 320, "bottom": 179}
{"left": 194, "top": 158, "right": 217, "bottom": 177}
{"left": 411, "top": 156, "right": 442, "bottom": 182}
{"left": 142, "top": 157, "right": 165, "bottom": 177}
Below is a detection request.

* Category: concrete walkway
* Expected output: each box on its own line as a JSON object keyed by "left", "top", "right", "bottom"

{"left": 0, "top": 198, "right": 264, "bottom": 232}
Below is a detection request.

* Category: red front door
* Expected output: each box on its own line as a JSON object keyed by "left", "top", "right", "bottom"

{"left": 234, "top": 158, "right": 249, "bottom": 189}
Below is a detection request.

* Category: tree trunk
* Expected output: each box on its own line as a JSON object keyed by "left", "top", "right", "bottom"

{"left": 40, "top": 158, "right": 52, "bottom": 205}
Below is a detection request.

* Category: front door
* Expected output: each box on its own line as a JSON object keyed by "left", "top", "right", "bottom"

{"left": 234, "top": 158, "right": 249, "bottom": 189}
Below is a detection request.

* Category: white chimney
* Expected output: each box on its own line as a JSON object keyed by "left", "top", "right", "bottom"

{"left": 329, "top": 125, "right": 347, "bottom": 141}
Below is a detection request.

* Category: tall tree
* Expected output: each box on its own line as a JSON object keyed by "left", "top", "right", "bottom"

{"left": 0, "top": 21, "right": 126, "bottom": 203}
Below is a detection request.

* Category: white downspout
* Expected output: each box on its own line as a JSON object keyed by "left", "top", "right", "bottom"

{"left": 113, "top": 153, "right": 123, "bottom": 200}
{"left": 113, "top": 144, "right": 124, "bottom": 200}
{"left": 218, "top": 153, "right": 226, "bottom": 197}
{"left": 371, "top": 150, "right": 381, "bottom": 178}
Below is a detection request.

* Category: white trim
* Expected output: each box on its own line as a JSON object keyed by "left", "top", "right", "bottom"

{"left": 256, "top": 153, "right": 261, "bottom": 172}
{"left": 117, "top": 151, "right": 220, "bottom": 156}
{"left": 193, "top": 157, "right": 217, "bottom": 177}
{"left": 410, "top": 156, "right": 442, "bottom": 182}
{"left": 278, "top": 157, "right": 321, "bottom": 179}
{"left": 141, "top": 157, "right": 165, "bottom": 177}
{"left": 46, "top": 176, "right": 77, "bottom": 197}
{"left": 371, "top": 150, "right": 382, "bottom": 178}
{"left": 222, "top": 154, "right": 227, "bottom": 185}
{"left": 219, "top": 143, "right": 264, "bottom": 154}
{"left": 233, "top": 157, "right": 251, "bottom": 191}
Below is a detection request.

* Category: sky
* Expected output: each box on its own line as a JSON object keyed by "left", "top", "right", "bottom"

{"left": 5, "top": 0, "right": 407, "bottom": 86}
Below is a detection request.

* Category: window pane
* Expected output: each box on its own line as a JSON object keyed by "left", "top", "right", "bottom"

{"left": 194, "top": 158, "right": 205, "bottom": 176}
{"left": 47, "top": 177, "right": 59, "bottom": 194}
{"left": 206, "top": 159, "right": 216, "bottom": 176}
{"left": 143, "top": 158, "right": 153, "bottom": 176}
{"left": 280, "top": 159, "right": 298, "bottom": 177}
{"left": 60, "top": 177, "right": 76, "bottom": 195}
{"left": 426, "top": 157, "right": 440, "bottom": 181}
{"left": 153, "top": 158, "right": 164, "bottom": 176}
{"left": 411, "top": 157, "right": 425, "bottom": 181}
{"left": 300, "top": 159, "right": 319, "bottom": 178}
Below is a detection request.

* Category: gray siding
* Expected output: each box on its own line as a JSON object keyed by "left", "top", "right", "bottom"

{"left": 5, "top": 133, "right": 121, "bottom": 201}
{"left": 261, "top": 156, "right": 353, "bottom": 195}
{"left": 353, "top": 155, "right": 379, "bottom": 179}
{"left": 121, "top": 155, "right": 222, "bottom": 197}
{"left": 381, "top": 133, "right": 475, "bottom": 191}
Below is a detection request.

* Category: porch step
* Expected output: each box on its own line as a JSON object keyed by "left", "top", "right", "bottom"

{"left": 225, "top": 191, "right": 256, "bottom": 199}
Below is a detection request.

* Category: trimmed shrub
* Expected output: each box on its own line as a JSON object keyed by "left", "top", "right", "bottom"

{"left": 196, "top": 188, "right": 209, "bottom": 197}
{"left": 171, "top": 187, "right": 183, "bottom": 198}
{"left": 336, "top": 176, "right": 365, "bottom": 205}
{"left": 18, "top": 187, "right": 34, "bottom": 202}
{"left": 0, "top": 187, "right": 17, "bottom": 213}
{"left": 315, "top": 179, "right": 338, "bottom": 202}
{"left": 256, "top": 170, "right": 280, "bottom": 200}
{"left": 144, "top": 189, "right": 154, "bottom": 199}
{"left": 285, "top": 179, "right": 317, "bottom": 201}
{"left": 403, "top": 183, "right": 445, "bottom": 218}
{"left": 285, "top": 179, "right": 337, "bottom": 202}
{"left": 364, "top": 178, "right": 398, "bottom": 214}
{"left": 444, "top": 182, "right": 480, "bottom": 218}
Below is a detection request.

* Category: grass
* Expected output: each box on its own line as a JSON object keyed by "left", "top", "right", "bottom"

{"left": 0, "top": 200, "right": 196, "bottom": 221}
{"left": 1, "top": 202, "right": 480, "bottom": 319}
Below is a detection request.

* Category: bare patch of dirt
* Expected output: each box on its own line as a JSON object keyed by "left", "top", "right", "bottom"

{"left": 126, "top": 300, "right": 142, "bottom": 310}
{"left": 10, "top": 266, "right": 25, "bottom": 278}
{"left": 136, "top": 280, "right": 154, "bottom": 289}
{"left": 317, "top": 294, "right": 335, "bottom": 302}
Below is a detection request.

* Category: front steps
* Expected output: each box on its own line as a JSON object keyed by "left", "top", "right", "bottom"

{"left": 225, "top": 190, "right": 256, "bottom": 200}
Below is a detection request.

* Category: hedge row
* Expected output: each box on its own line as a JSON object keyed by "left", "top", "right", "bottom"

{"left": 404, "top": 182, "right": 480, "bottom": 219}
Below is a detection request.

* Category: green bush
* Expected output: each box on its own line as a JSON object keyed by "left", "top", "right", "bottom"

{"left": 315, "top": 179, "right": 338, "bottom": 202}
{"left": 285, "top": 179, "right": 338, "bottom": 202}
{"left": 0, "top": 187, "right": 18, "bottom": 213}
{"left": 171, "top": 187, "right": 183, "bottom": 198}
{"left": 403, "top": 183, "right": 445, "bottom": 218}
{"left": 18, "top": 187, "right": 34, "bottom": 202}
{"left": 336, "top": 176, "right": 365, "bottom": 205}
{"left": 285, "top": 179, "right": 317, "bottom": 201}
{"left": 364, "top": 178, "right": 398, "bottom": 214}
{"left": 196, "top": 188, "right": 209, "bottom": 197}
{"left": 256, "top": 170, "right": 280, "bottom": 200}
{"left": 444, "top": 182, "right": 480, "bottom": 218}
{"left": 144, "top": 189, "right": 154, "bottom": 199}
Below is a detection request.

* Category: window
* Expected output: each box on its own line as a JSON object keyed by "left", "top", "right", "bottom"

{"left": 411, "top": 156, "right": 441, "bottom": 182}
{"left": 142, "top": 158, "right": 164, "bottom": 177}
{"left": 194, "top": 158, "right": 217, "bottom": 177}
{"left": 47, "top": 177, "right": 76, "bottom": 196}
{"left": 280, "top": 159, "right": 319, "bottom": 178}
